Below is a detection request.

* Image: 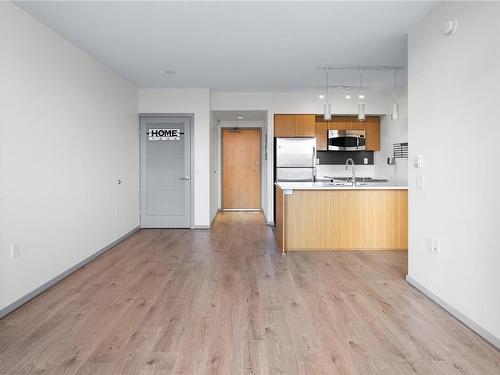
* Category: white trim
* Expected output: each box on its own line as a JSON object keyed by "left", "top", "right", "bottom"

{"left": 406, "top": 275, "right": 500, "bottom": 350}
{"left": 217, "top": 121, "right": 266, "bottom": 212}
{"left": 0, "top": 226, "right": 140, "bottom": 318}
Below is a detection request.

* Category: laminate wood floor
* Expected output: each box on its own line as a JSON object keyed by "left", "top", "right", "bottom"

{"left": 0, "top": 212, "right": 498, "bottom": 374}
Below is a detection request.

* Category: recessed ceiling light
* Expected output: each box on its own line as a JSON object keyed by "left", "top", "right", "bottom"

{"left": 163, "top": 70, "right": 176, "bottom": 74}
{"left": 237, "top": 115, "right": 244, "bottom": 120}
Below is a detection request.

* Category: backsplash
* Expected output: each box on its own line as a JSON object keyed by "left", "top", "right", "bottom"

{"left": 317, "top": 150, "right": 374, "bottom": 165}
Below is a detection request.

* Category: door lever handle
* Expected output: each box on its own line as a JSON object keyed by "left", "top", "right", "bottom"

{"left": 179, "top": 176, "right": 191, "bottom": 181}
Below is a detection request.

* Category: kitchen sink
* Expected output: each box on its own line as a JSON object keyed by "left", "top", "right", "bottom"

{"left": 316, "top": 181, "right": 368, "bottom": 187}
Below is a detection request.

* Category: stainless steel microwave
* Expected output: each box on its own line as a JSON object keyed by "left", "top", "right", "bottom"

{"left": 328, "top": 129, "right": 366, "bottom": 151}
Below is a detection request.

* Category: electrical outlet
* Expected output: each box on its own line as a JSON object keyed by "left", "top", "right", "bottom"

{"left": 427, "top": 238, "right": 439, "bottom": 254}
{"left": 10, "top": 243, "right": 20, "bottom": 259}
{"left": 363, "top": 157, "right": 368, "bottom": 165}
{"left": 431, "top": 239, "right": 440, "bottom": 254}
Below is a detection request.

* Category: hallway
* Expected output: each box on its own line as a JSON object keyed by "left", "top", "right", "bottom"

{"left": 0, "top": 212, "right": 498, "bottom": 374}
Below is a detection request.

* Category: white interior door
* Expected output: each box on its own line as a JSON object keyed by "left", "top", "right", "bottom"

{"left": 140, "top": 116, "right": 191, "bottom": 228}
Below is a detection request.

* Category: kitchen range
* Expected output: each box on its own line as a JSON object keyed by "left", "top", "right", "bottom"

{"left": 273, "top": 114, "right": 408, "bottom": 253}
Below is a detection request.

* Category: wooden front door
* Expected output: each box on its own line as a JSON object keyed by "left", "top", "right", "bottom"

{"left": 222, "top": 128, "right": 260, "bottom": 209}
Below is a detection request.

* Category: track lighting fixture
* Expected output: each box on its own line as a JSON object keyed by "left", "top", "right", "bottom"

{"left": 316, "top": 66, "right": 404, "bottom": 121}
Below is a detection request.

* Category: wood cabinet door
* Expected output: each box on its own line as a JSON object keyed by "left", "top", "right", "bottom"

{"left": 294, "top": 115, "right": 316, "bottom": 137}
{"left": 315, "top": 120, "right": 328, "bottom": 150}
{"left": 365, "top": 116, "right": 380, "bottom": 150}
{"left": 274, "top": 115, "right": 296, "bottom": 137}
{"left": 326, "top": 116, "right": 346, "bottom": 131}
{"left": 346, "top": 116, "right": 365, "bottom": 130}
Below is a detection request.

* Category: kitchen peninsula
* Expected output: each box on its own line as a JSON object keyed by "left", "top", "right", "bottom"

{"left": 275, "top": 182, "right": 408, "bottom": 253}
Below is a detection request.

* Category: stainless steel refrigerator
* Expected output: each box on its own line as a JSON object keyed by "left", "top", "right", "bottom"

{"left": 275, "top": 137, "right": 316, "bottom": 182}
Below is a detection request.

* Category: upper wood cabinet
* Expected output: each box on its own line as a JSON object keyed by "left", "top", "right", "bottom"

{"left": 274, "top": 115, "right": 296, "bottom": 137}
{"left": 315, "top": 121, "right": 328, "bottom": 150}
{"left": 275, "top": 114, "right": 380, "bottom": 151}
{"left": 346, "top": 117, "right": 365, "bottom": 130}
{"left": 294, "top": 115, "right": 316, "bottom": 137}
{"left": 364, "top": 116, "right": 380, "bottom": 151}
{"left": 314, "top": 115, "right": 380, "bottom": 151}
{"left": 274, "top": 114, "right": 316, "bottom": 138}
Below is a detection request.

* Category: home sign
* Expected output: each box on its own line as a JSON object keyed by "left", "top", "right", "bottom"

{"left": 148, "top": 128, "right": 181, "bottom": 141}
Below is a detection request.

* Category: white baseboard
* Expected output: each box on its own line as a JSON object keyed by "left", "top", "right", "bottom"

{"left": 194, "top": 225, "right": 210, "bottom": 229}
{"left": 0, "top": 226, "right": 140, "bottom": 319}
{"left": 406, "top": 275, "right": 499, "bottom": 350}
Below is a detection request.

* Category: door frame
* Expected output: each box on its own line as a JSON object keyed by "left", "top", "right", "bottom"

{"left": 221, "top": 127, "right": 262, "bottom": 211}
{"left": 139, "top": 113, "right": 195, "bottom": 229}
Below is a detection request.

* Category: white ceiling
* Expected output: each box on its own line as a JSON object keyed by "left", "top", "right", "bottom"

{"left": 16, "top": 1, "right": 438, "bottom": 91}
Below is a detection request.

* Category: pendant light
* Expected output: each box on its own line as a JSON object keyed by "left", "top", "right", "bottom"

{"left": 391, "top": 69, "right": 399, "bottom": 121}
{"left": 358, "top": 102, "right": 365, "bottom": 121}
{"left": 324, "top": 68, "right": 332, "bottom": 120}
{"left": 358, "top": 69, "right": 365, "bottom": 121}
{"left": 358, "top": 70, "right": 365, "bottom": 100}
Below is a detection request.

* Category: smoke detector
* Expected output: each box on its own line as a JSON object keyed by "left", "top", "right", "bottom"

{"left": 444, "top": 18, "right": 458, "bottom": 36}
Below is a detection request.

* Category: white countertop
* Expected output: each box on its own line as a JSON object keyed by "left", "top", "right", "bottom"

{"left": 275, "top": 181, "right": 408, "bottom": 190}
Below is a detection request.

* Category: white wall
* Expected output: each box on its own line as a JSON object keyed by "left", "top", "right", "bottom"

{"left": 209, "top": 111, "right": 219, "bottom": 222}
{"left": 137, "top": 88, "right": 211, "bottom": 227}
{"left": 374, "top": 86, "right": 408, "bottom": 184}
{"left": 211, "top": 89, "right": 405, "bottom": 222}
{"left": 408, "top": 2, "right": 500, "bottom": 345}
{"left": 0, "top": 3, "right": 139, "bottom": 311}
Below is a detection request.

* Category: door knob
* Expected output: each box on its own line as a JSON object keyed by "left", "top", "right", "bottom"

{"left": 179, "top": 176, "right": 191, "bottom": 180}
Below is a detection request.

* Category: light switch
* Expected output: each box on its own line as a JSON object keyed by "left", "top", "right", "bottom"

{"left": 10, "top": 243, "right": 20, "bottom": 259}
{"left": 416, "top": 176, "right": 425, "bottom": 190}
{"left": 415, "top": 155, "right": 424, "bottom": 168}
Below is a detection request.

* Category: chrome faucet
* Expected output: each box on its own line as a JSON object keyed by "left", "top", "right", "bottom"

{"left": 345, "top": 158, "right": 356, "bottom": 186}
